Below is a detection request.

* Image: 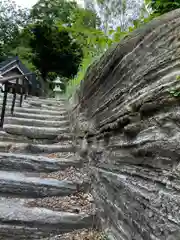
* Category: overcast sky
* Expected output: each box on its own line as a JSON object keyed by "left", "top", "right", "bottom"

{"left": 14, "top": 0, "right": 84, "bottom": 8}
{"left": 14, "top": 0, "right": 37, "bottom": 8}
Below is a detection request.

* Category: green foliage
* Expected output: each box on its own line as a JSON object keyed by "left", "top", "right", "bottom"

{"left": 10, "top": 46, "right": 36, "bottom": 72}
{"left": 66, "top": 54, "right": 96, "bottom": 97}
{"left": 169, "top": 75, "right": 180, "bottom": 97}
{"left": 0, "top": 0, "right": 29, "bottom": 60}
{"left": 0, "top": 0, "right": 106, "bottom": 91}
{"left": 146, "top": 0, "right": 180, "bottom": 15}
{"left": 57, "top": 6, "right": 108, "bottom": 94}
{"left": 29, "top": 23, "right": 83, "bottom": 81}
{"left": 169, "top": 88, "right": 180, "bottom": 97}
{"left": 65, "top": 2, "right": 156, "bottom": 98}
{"left": 58, "top": 7, "right": 104, "bottom": 55}
{"left": 31, "top": 0, "right": 77, "bottom": 24}
{"left": 0, "top": 0, "right": 29, "bottom": 44}
{"left": 0, "top": 0, "right": 163, "bottom": 98}
{"left": 0, "top": 0, "right": 90, "bottom": 84}
{"left": 70, "top": 7, "right": 101, "bottom": 29}
{"left": 28, "top": 0, "right": 104, "bottom": 85}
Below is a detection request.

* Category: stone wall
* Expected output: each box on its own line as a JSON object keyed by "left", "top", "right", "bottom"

{"left": 71, "top": 9, "right": 180, "bottom": 240}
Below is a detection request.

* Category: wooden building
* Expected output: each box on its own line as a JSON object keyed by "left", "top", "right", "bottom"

{"left": 0, "top": 56, "right": 42, "bottom": 96}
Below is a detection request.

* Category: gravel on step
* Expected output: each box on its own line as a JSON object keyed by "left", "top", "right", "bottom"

{"left": 40, "top": 166, "right": 88, "bottom": 183}
{"left": 44, "top": 229, "right": 106, "bottom": 240}
{"left": 46, "top": 152, "right": 76, "bottom": 159}
{"left": 26, "top": 193, "right": 95, "bottom": 215}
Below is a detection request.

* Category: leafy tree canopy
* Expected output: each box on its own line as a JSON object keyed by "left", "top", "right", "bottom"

{"left": 28, "top": 0, "right": 102, "bottom": 81}
{"left": 0, "top": 0, "right": 29, "bottom": 61}
{"left": 31, "top": 0, "right": 77, "bottom": 24}
{"left": 70, "top": 7, "right": 101, "bottom": 29}
{"left": 0, "top": 0, "right": 29, "bottom": 44}
{"left": 29, "top": 23, "right": 83, "bottom": 81}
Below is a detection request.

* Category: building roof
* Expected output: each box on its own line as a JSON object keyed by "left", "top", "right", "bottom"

{"left": 0, "top": 56, "right": 41, "bottom": 89}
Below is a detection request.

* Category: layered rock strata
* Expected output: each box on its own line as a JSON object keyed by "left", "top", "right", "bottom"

{"left": 71, "top": 9, "right": 180, "bottom": 240}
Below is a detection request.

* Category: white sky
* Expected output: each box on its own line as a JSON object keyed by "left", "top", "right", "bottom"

{"left": 14, "top": 0, "right": 84, "bottom": 8}
{"left": 14, "top": 0, "right": 38, "bottom": 8}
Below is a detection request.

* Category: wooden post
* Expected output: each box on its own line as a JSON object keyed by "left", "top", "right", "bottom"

{"left": 0, "top": 82, "right": 8, "bottom": 127}
{"left": 11, "top": 78, "right": 18, "bottom": 115}
{"left": 19, "top": 77, "right": 24, "bottom": 107}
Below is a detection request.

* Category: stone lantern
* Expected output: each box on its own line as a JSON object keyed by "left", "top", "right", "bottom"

{"left": 53, "top": 77, "right": 63, "bottom": 100}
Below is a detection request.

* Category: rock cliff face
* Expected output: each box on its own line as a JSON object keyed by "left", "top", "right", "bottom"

{"left": 71, "top": 9, "right": 180, "bottom": 240}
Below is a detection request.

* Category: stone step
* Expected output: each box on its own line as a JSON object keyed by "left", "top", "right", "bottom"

{"left": 0, "top": 94, "right": 23, "bottom": 100}
{"left": 5, "top": 117, "right": 70, "bottom": 128}
{"left": 56, "top": 133, "right": 73, "bottom": 141}
{"left": 0, "top": 94, "right": 21, "bottom": 101}
{"left": 31, "top": 96, "right": 66, "bottom": 102}
{"left": 0, "top": 103, "right": 67, "bottom": 115}
{"left": 10, "top": 112, "right": 69, "bottom": 121}
{"left": 13, "top": 106, "right": 67, "bottom": 116}
{"left": 0, "top": 152, "right": 81, "bottom": 172}
{"left": 0, "top": 101, "right": 29, "bottom": 109}
{"left": 0, "top": 99, "right": 67, "bottom": 111}
{"left": 0, "top": 130, "right": 32, "bottom": 143}
{"left": 0, "top": 141, "right": 75, "bottom": 154}
{"left": 21, "top": 103, "right": 67, "bottom": 112}
{"left": 25, "top": 100, "right": 66, "bottom": 109}
{"left": 41, "top": 104, "right": 68, "bottom": 111}
{"left": 27, "top": 99, "right": 66, "bottom": 107}
{"left": 0, "top": 197, "right": 93, "bottom": 239}
{"left": 0, "top": 95, "right": 65, "bottom": 104}
{"left": 0, "top": 130, "right": 67, "bottom": 144}
{"left": 3, "top": 124, "right": 70, "bottom": 139}
{"left": 0, "top": 170, "right": 78, "bottom": 197}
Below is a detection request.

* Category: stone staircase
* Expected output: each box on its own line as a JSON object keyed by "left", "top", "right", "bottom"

{"left": 0, "top": 94, "right": 96, "bottom": 240}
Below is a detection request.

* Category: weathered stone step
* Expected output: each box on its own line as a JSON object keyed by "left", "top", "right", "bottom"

{"left": 0, "top": 93, "right": 21, "bottom": 100}
{"left": 0, "top": 95, "right": 66, "bottom": 104}
{"left": 13, "top": 106, "right": 66, "bottom": 116}
{"left": 0, "top": 130, "right": 67, "bottom": 144}
{"left": 31, "top": 96, "right": 66, "bottom": 102}
{"left": 26, "top": 100, "right": 65, "bottom": 108}
{"left": 0, "top": 94, "right": 23, "bottom": 101}
{"left": 41, "top": 104, "right": 68, "bottom": 111}
{"left": 0, "top": 197, "right": 93, "bottom": 239}
{"left": 0, "top": 130, "right": 32, "bottom": 143}
{"left": 27, "top": 99, "right": 66, "bottom": 107}
{"left": 0, "top": 141, "right": 74, "bottom": 154}
{"left": 1, "top": 104, "right": 66, "bottom": 115}
{"left": 0, "top": 171, "right": 78, "bottom": 197}
{"left": 0, "top": 100, "right": 67, "bottom": 111}
{"left": 5, "top": 117, "right": 69, "bottom": 128}
{"left": 0, "top": 153, "right": 81, "bottom": 172}
{"left": 0, "top": 101, "right": 29, "bottom": 109}
{"left": 10, "top": 112, "right": 69, "bottom": 121}
{"left": 24, "top": 103, "right": 67, "bottom": 111}
{"left": 3, "top": 124, "right": 69, "bottom": 139}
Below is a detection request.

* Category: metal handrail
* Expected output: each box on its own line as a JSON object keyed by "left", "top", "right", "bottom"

{"left": 0, "top": 73, "right": 34, "bottom": 127}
